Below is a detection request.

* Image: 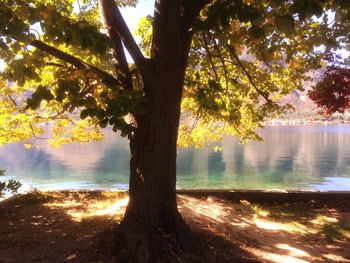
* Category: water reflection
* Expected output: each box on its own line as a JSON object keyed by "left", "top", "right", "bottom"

{"left": 177, "top": 125, "right": 350, "bottom": 190}
{"left": 1, "top": 125, "right": 350, "bottom": 190}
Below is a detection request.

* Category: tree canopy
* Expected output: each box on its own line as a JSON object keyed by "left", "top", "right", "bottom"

{"left": 1, "top": 0, "right": 349, "bottom": 147}
{"left": 308, "top": 55, "right": 350, "bottom": 115}
{"left": 1, "top": 0, "right": 350, "bottom": 261}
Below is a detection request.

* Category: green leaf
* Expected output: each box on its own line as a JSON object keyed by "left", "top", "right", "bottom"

{"left": 6, "top": 179, "right": 22, "bottom": 193}
{"left": 96, "top": 110, "right": 106, "bottom": 120}
{"left": 99, "top": 118, "right": 108, "bottom": 128}
{"left": 80, "top": 109, "right": 89, "bottom": 119}
{"left": 208, "top": 80, "right": 222, "bottom": 91}
{"left": 276, "top": 15, "right": 295, "bottom": 35}
{"left": 248, "top": 26, "right": 265, "bottom": 39}
{"left": 95, "top": 41, "right": 108, "bottom": 54}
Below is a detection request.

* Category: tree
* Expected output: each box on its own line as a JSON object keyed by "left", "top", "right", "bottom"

{"left": 1, "top": 0, "right": 349, "bottom": 261}
{"left": 308, "top": 64, "right": 350, "bottom": 115}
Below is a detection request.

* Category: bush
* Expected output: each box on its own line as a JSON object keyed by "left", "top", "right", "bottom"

{"left": 0, "top": 170, "right": 22, "bottom": 197}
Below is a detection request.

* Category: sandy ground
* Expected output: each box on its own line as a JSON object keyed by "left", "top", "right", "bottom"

{"left": 0, "top": 191, "right": 349, "bottom": 262}
{"left": 179, "top": 195, "right": 350, "bottom": 263}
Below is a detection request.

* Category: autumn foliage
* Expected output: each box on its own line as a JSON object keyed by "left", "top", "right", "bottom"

{"left": 308, "top": 66, "right": 350, "bottom": 115}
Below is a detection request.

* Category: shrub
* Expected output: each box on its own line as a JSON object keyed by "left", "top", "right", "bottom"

{"left": 0, "top": 170, "right": 22, "bottom": 197}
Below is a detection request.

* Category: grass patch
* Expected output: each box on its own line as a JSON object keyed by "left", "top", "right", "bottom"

{"left": 250, "top": 202, "right": 315, "bottom": 222}
{"left": 318, "top": 221, "right": 350, "bottom": 242}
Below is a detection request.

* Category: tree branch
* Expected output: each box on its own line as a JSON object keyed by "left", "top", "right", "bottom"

{"left": 8, "top": 95, "right": 20, "bottom": 110}
{"left": 179, "top": 0, "right": 212, "bottom": 73}
{"left": 210, "top": 33, "right": 229, "bottom": 92}
{"left": 29, "top": 122, "right": 53, "bottom": 140}
{"left": 99, "top": 0, "right": 133, "bottom": 90}
{"left": 98, "top": 0, "right": 146, "bottom": 72}
{"left": 46, "top": 62, "right": 64, "bottom": 67}
{"left": 226, "top": 44, "right": 272, "bottom": 103}
{"left": 109, "top": 31, "right": 133, "bottom": 90}
{"left": 201, "top": 32, "right": 219, "bottom": 80}
{"left": 30, "top": 40, "right": 121, "bottom": 87}
{"left": 181, "top": 0, "right": 212, "bottom": 30}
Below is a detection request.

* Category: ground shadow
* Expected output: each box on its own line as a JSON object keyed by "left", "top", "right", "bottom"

{"left": 0, "top": 191, "right": 260, "bottom": 263}
{"left": 0, "top": 191, "right": 125, "bottom": 263}
{"left": 179, "top": 195, "right": 350, "bottom": 263}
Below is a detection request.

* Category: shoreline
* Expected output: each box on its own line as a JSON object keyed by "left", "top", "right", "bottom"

{"left": 264, "top": 120, "right": 350, "bottom": 126}
{"left": 3, "top": 188, "right": 350, "bottom": 205}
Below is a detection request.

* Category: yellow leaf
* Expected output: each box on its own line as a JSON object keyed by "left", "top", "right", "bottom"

{"left": 24, "top": 143, "right": 32, "bottom": 149}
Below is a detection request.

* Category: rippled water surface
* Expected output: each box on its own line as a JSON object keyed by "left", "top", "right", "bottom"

{"left": 1, "top": 125, "right": 350, "bottom": 191}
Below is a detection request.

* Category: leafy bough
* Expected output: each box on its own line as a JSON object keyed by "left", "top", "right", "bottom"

{"left": 0, "top": 170, "right": 22, "bottom": 197}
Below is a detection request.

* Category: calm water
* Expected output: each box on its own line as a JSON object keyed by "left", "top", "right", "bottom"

{"left": 1, "top": 125, "right": 350, "bottom": 191}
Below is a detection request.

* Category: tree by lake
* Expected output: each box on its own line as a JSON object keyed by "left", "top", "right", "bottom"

{"left": 1, "top": 0, "right": 349, "bottom": 261}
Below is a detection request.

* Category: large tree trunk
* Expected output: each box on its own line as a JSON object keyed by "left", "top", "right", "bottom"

{"left": 114, "top": 69, "right": 188, "bottom": 262}
{"left": 114, "top": 21, "right": 191, "bottom": 257}
{"left": 109, "top": 2, "right": 196, "bottom": 261}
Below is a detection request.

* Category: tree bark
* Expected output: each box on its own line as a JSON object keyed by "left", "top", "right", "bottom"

{"left": 104, "top": 1, "right": 207, "bottom": 261}
{"left": 114, "top": 2, "right": 191, "bottom": 257}
{"left": 114, "top": 62, "right": 189, "bottom": 261}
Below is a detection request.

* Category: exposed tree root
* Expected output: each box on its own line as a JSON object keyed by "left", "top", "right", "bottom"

{"left": 108, "top": 215, "right": 260, "bottom": 263}
{"left": 112, "top": 214, "right": 199, "bottom": 263}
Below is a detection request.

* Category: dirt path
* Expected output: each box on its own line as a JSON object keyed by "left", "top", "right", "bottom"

{"left": 0, "top": 191, "right": 349, "bottom": 262}
{"left": 179, "top": 195, "right": 350, "bottom": 263}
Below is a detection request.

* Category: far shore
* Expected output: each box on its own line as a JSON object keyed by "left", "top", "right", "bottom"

{"left": 264, "top": 119, "right": 350, "bottom": 126}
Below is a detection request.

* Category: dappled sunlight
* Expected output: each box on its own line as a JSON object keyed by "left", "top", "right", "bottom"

{"left": 65, "top": 197, "right": 128, "bottom": 222}
{"left": 322, "top": 253, "right": 350, "bottom": 262}
{"left": 44, "top": 193, "right": 128, "bottom": 222}
{"left": 178, "top": 195, "right": 233, "bottom": 223}
{"left": 245, "top": 248, "right": 311, "bottom": 263}
{"left": 45, "top": 200, "right": 83, "bottom": 208}
{"left": 253, "top": 218, "right": 307, "bottom": 234}
{"left": 94, "top": 197, "right": 129, "bottom": 216}
{"left": 275, "top": 243, "right": 310, "bottom": 257}
{"left": 311, "top": 214, "right": 339, "bottom": 225}
{"left": 244, "top": 242, "right": 335, "bottom": 263}
{"left": 229, "top": 220, "right": 250, "bottom": 227}
{"left": 0, "top": 190, "right": 130, "bottom": 262}
{"left": 179, "top": 195, "right": 350, "bottom": 263}
{"left": 2, "top": 191, "right": 350, "bottom": 262}
{"left": 254, "top": 209, "right": 270, "bottom": 217}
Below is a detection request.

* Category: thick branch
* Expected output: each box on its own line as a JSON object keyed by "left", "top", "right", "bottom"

{"left": 98, "top": 0, "right": 145, "bottom": 71}
{"left": 109, "top": 31, "right": 133, "bottom": 90}
{"left": 30, "top": 40, "right": 120, "bottom": 87}
{"left": 2, "top": 28, "right": 120, "bottom": 86}
{"left": 99, "top": 0, "right": 133, "bottom": 90}
{"left": 180, "top": 0, "right": 211, "bottom": 71}
{"left": 152, "top": 0, "right": 182, "bottom": 62}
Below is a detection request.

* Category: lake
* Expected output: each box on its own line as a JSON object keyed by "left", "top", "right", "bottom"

{"left": 1, "top": 125, "right": 350, "bottom": 191}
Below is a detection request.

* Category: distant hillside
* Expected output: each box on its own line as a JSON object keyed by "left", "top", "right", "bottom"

{"left": 268, "top": 68, "right": 350, "bottom": 123}
{"left": 278, "top": 90, "right": 317, "bottom": 111}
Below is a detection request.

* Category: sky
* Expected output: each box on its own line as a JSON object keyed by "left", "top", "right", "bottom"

{"left": 120, "top": 0, "right": 154, "bottom": 61}
{"left": 120, "top": 0, "right": 154, "bottom": 35}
